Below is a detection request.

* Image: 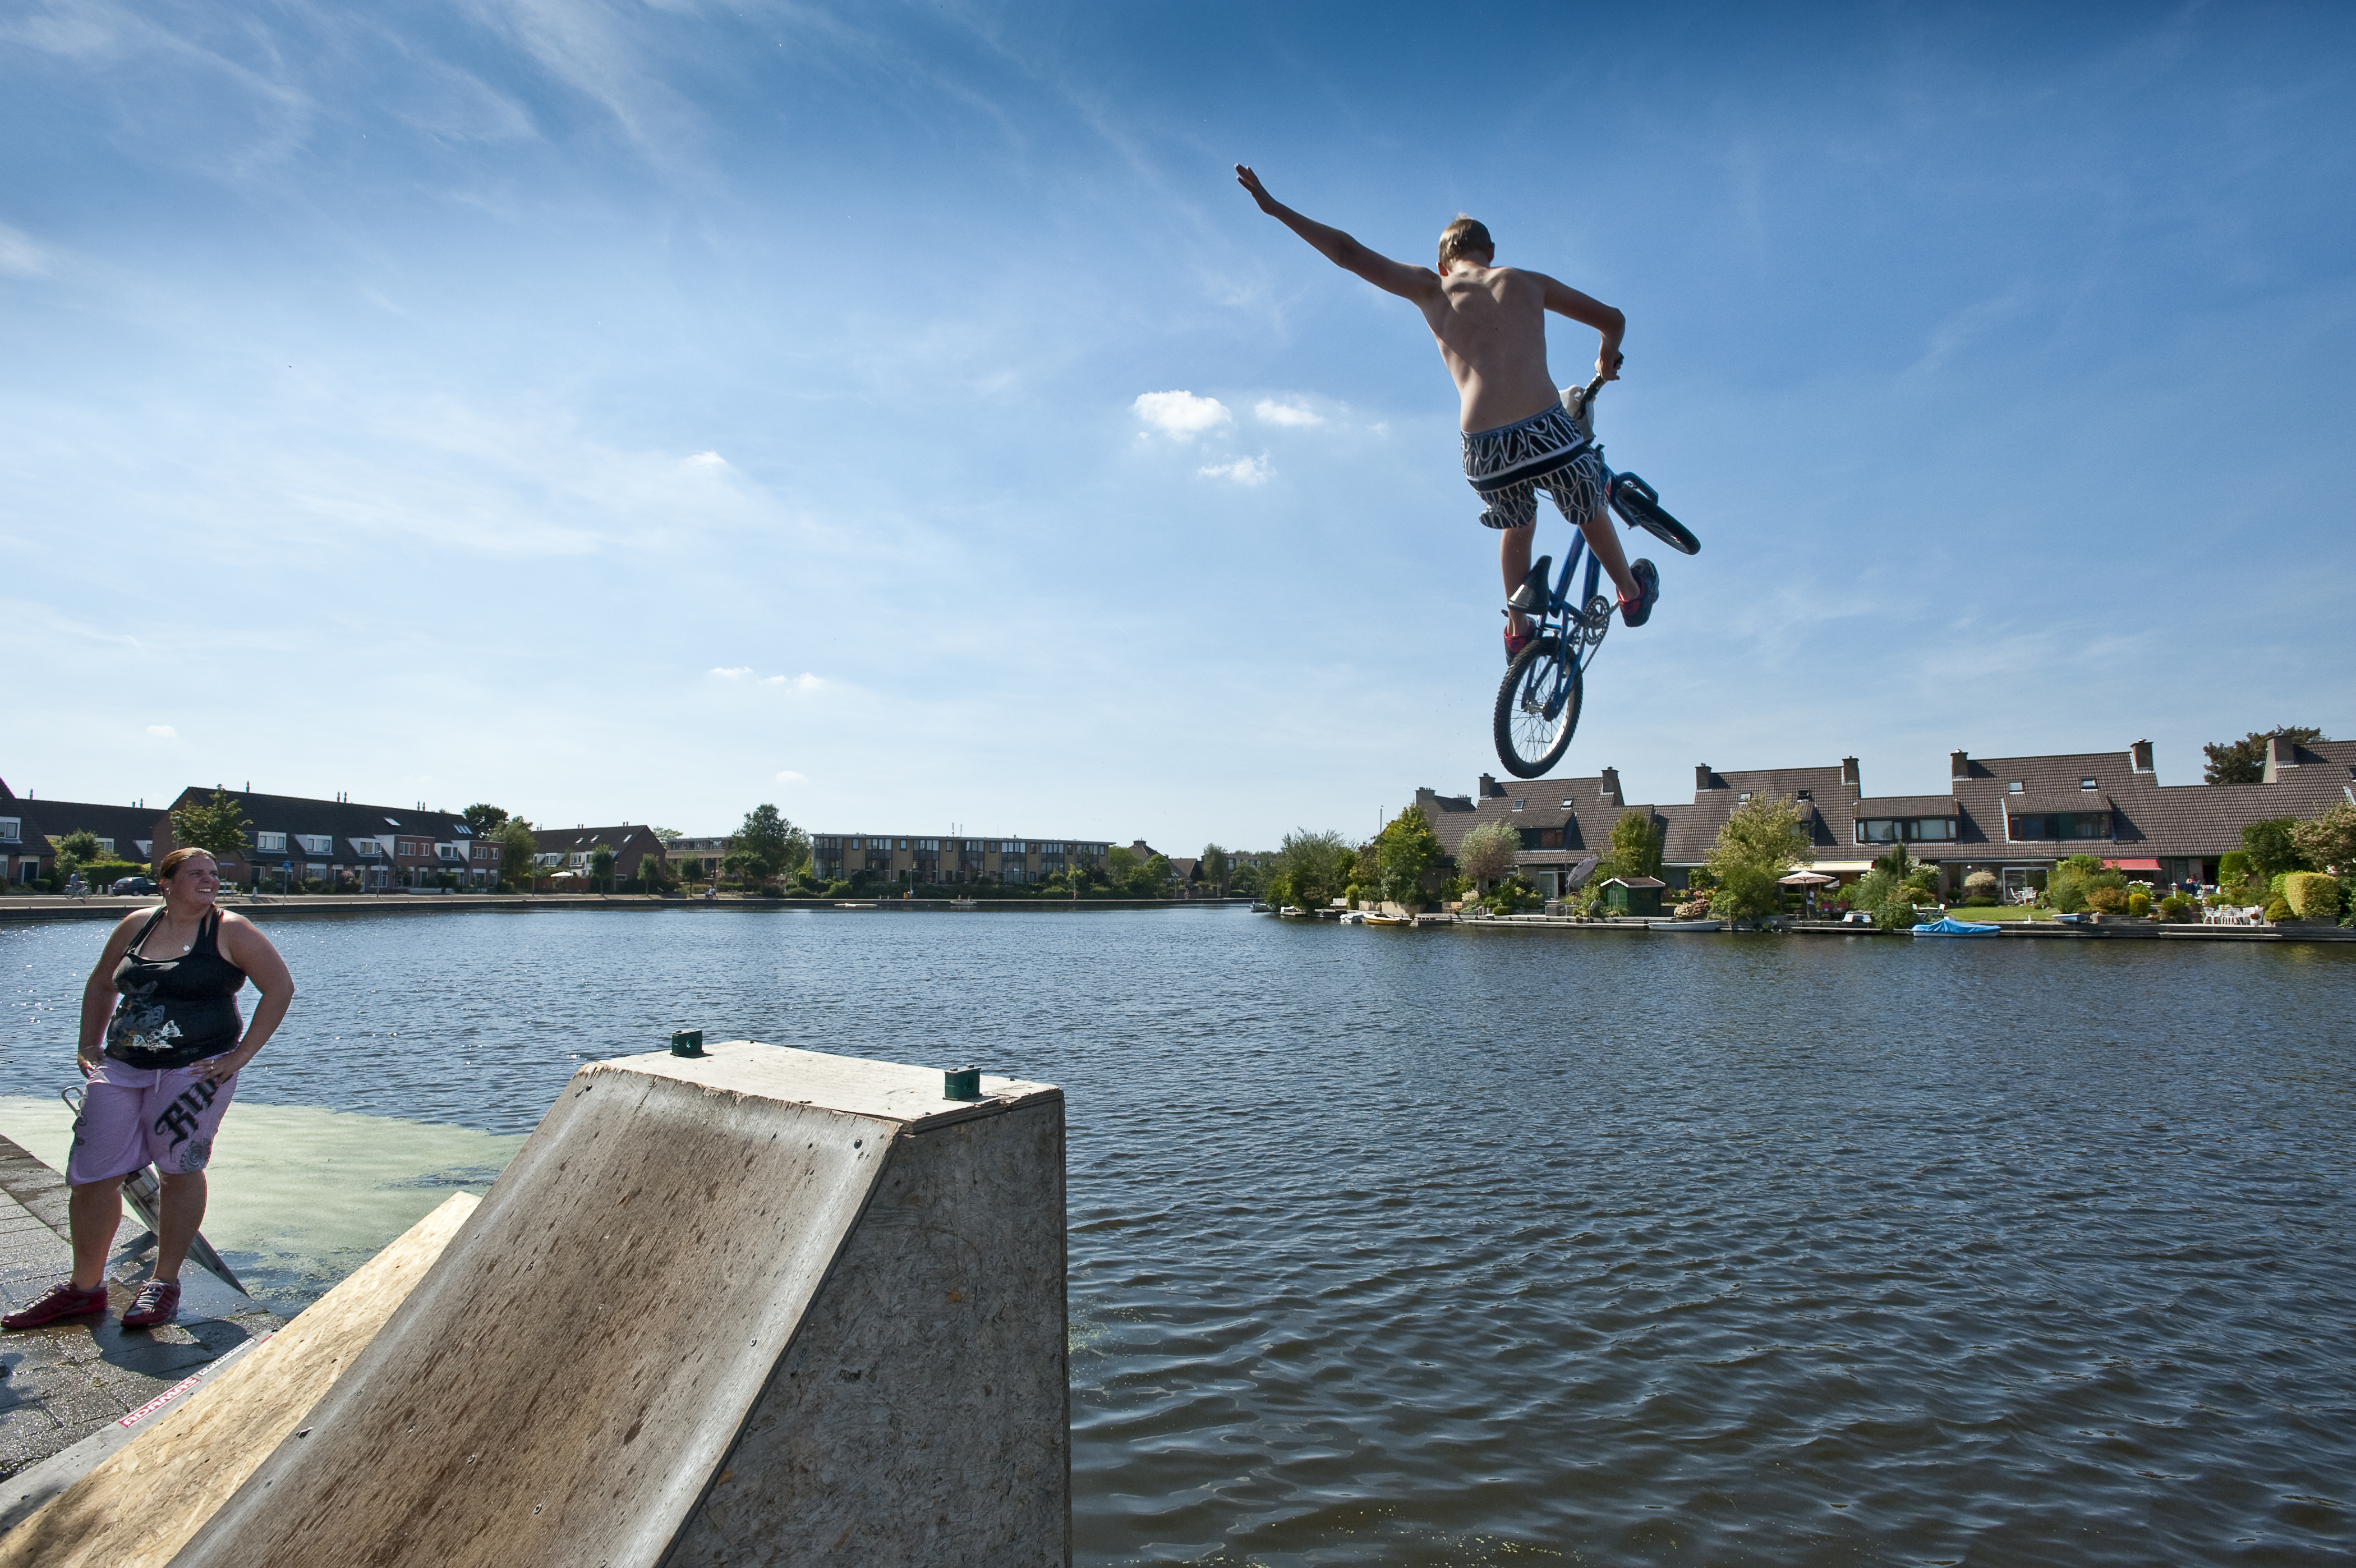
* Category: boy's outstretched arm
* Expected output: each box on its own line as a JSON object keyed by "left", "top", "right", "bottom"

{"left": 1236, "top": 164, "right": 1437, "bottom": 302}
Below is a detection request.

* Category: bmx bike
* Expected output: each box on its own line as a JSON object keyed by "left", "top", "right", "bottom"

{"left": 1491, "top": 370, "right": 1700, "bottom": 780}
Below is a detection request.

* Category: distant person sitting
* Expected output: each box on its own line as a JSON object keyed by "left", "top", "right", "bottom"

{"left": 1236, "top": 164, "right": 1656, "bottom": 663}
{"left": 3, "top": 848, "right": 294, "bottom": 1332}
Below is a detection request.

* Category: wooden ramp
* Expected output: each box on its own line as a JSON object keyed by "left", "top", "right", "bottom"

{"left": 169, "top": 1042, "right": 1069, "bottom": 1567}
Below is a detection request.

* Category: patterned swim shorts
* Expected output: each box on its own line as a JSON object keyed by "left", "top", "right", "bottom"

{"left": 67, "top": 1060, "right": 238, "bottom": 1184}
{"left": 1462, "top": 400, "right": 1605, "bottom": 531}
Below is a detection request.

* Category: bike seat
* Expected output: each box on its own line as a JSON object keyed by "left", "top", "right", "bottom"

{"left": 1508, "top": 555, "right": 1552, "bottom": 611}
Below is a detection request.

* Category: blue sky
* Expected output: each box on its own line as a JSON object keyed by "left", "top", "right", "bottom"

{"left": 4, "top": 2, "right": 2351, "bottom": 848}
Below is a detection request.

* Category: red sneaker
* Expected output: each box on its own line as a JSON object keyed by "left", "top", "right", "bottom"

{"left": 1504, "top": 621, "right": 1539, "bottom": 665}
{"left": 3, "top": 1280, "right": 110, "bottom": 1330}
{"left": 120, "top": 1280, "right": 181, "bottom": 1330}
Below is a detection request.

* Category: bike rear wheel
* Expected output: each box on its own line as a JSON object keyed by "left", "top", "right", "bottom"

{"left": 1610, "top": 473, "right": 1701, "bottom": 556}
{"left": 1493, "top": 634, "right": 1584, "bottom": 779}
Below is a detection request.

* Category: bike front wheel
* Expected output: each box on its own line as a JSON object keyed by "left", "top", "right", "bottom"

{"left": 1493, "top": 634, "right": 1584, "bottom": 779}
{"left": 1610, "top": 473, "right": 1701, "bottom": 556}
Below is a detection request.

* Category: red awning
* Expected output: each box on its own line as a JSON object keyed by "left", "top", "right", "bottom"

{"left": 2102, "top": 858, "right": 2162, "bottom": 871}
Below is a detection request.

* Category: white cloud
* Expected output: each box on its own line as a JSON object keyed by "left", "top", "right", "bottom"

{"left": 759, "top": 673, "right": 823, "bottom": 690}
{"left": 775, "top": 770, "right": 806, "bottom": 783}
{"left": 1198, "top": 455, "right": 1271, "bottom": 486}
{"left": 1133, "top": 390, "right": 1231, "bottom": 439}
{"left": 708, "top": 666, "right": 752, "bottom": 678}
{"left": 1254, "top": 398, "right": 1322, "bottom": 427}
{"left": 146, "top": 724, "right": 177, "bottom": 738}
{"left": 687, "top": 451, "right": 728, "bottom": 468}
{"left": 0, "top": 224, "right": 52, "bottom": 279}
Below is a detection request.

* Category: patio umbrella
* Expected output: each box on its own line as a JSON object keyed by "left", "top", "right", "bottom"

{"left": 1779, "top": 870, "right": 1838, "bottom": 885}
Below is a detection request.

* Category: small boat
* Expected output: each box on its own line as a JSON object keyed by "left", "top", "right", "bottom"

{"left": 1337, "top": 910, "right": 1365, "bottom": 924}
{"left": 1648, "top": 918, "right": 1723, "bottom": 932}
{"left": 834, "top": 902, "right": 879, "bottom": 909}
{"left": 1364, "top": 913, "right": 1412, "bottom": 927}
{"left": 1913, "top": 917, "right": 2000, "bottom": 937}
{"left": 1278, "top": 905, "right": 1307, "bottom": 917}
{"left": 1249, "top": 902, "right": 1272, "bottom": 913}
{"left": 949, "top": 898, "right": 978, "bottom": 909}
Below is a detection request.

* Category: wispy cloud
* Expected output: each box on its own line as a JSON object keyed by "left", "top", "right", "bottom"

{"left": 708, "top": 665, "right": 752, "bottom": 678}
{"left": 1133, "top": 390, "right": 1231, "bottom": 439}
{"left": 1198, "top": 454, "right": 1270, "bottom": 485}
{"left": 774, "top": 769, "right": 805, "bottom": 783}
{"left": 146, "top": 724, "right": 177, "bottom": 738}
{"left": 0, "top": 224, "right": 52, "bottom": 279}
{"left": 1254, "top": 398, "right": 1322, "bottom": 427}
{"left": 760, "top": 673, "right": 823, "bottom": 690}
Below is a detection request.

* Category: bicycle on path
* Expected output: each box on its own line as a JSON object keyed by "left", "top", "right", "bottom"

{"left": 1492, "top": 371, "right": 1700, "bottom": 779}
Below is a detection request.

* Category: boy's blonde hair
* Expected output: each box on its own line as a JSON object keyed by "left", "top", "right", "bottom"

{"left": 1438, "top": 215, "right": 1493, "bottom": 270}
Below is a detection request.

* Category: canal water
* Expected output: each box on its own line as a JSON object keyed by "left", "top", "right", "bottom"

{"left": 4, "top": 908, "right": 2351, "bottom": 1565}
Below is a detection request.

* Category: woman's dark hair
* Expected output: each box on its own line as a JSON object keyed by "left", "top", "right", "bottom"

{"left": 159, "top": 847, "right": 217, "bottom": 880}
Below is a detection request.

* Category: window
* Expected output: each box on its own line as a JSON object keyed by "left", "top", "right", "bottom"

{"left": 1796, "top": 790, "right": 1812, "bottom": 801}
{"left": 298, "top": 834, "right": 333, "bottom": 854}
{"left": 1737, "top": 793, "right": 1752, "bottom": 804}
{"left": 1511, "top": 800, "right": 1525, "bottom": 812}
{"left": 2007, "top": 781, "right": 2023, "bottom": 793}
{"left": 255, "top": 831, "right": 287, "bottom": 852}
{"left": 2079, "top": 778, "right": 2099, "bottom": 790}
{"left": 2006, "top": 812, "right": 2110, "bottom": 842}
{"left": 0, "top": 818, "right": 16, "bottom": 844}
{"left": 1857, "top": 817, "right": 1958, "bottom": 843}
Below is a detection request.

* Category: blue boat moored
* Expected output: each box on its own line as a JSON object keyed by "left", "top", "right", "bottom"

{"left": 1913, "top": 916, "right": 2001, "bottom": 937}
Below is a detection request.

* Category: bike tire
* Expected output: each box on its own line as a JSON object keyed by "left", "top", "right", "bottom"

{"left": 1610, "top": 478, "right": 1701, "bottom": 556}
{"left": 1493, "top": 634, "right": 1584, "bottom": 779}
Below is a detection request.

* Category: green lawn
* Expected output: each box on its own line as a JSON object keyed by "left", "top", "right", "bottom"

{"left": 1931, "top": 905, "right": 2055, "bottom": 922}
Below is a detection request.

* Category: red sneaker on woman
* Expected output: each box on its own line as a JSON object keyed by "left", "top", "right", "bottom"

{"left": 120, "top": 1280, "right": 181, "bottom": 1329}
{"left": 3, "top": 1280, "right": 109, "bottom": 1330}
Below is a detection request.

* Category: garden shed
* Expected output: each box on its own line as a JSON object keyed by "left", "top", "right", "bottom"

{"left": 1599, "top": 876, "right": 1667, "bottom": 917}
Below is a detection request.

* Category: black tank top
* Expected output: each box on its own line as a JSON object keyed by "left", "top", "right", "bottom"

{"left": 106, "top": 908, "right": 248, "bottom": 1069}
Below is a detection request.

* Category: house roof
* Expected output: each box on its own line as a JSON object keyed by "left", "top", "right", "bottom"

{"left": 157, "top": 788, "right": 474, "bottom": 862}
{"left": 532, "top": 825, "right": 664, "bottom": 858}
{"left": 11, "top": 798, "right": 170, "bottom": 860}
{"left": 1856, "top": 795, "right": 1958, "bottom": 817}
{"left": 2005, "top": 792, "right": 2114, "bottom": 816}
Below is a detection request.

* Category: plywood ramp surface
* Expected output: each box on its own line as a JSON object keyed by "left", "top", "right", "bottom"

{"left": 173, "top": 1056, "right": 908, "bottom": 1568}
{"left": 0, "top": 1192, "right": 477, "bottom": 1568}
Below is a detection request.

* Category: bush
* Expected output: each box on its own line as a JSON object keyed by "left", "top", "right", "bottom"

{"left": 1673, "top": 897, "right": 1710, "bottom": 919}
{"left": 2086, "top": 886, "right": 2130, "bottom": 915}
{"left": 1488, "top": 875, "right": 1538, "bottom": 914}
{"left": 2216, "top": 850, "right": 2251, "bottom": 887}
{"left": 1712, "top": 862, "right": 1786, "bottom": 925}
{"left": 2283, "top": 872, "right": 2342, "bottom": 921}
{"left": 2263, "top": 896, "right": 2293, "bottom": 923}
{"left": 2126, "top": 889, "right": 2151, "bottom": 917}
{"left": 2157, "top": 894, "right": 2193, "bottom": 922}
{"left": 1962, "top": 870, "right": 1999, "bottom": 901}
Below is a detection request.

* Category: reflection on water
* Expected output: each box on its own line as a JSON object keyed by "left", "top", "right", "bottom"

{"left": 4, "top": 909, "right": 2353, "bottom": 1564}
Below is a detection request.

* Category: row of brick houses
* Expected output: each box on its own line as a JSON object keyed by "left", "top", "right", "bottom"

{"left": 1412, "top": 735, "right": 2356, "bottom": 902}
{"left": 0, "top": 783, "right": 505, "bottom": 891}
{"left": 803, "top": 835, "right": 1113, "bottom": 886}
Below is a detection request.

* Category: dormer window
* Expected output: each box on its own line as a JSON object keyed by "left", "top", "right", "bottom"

{"left": 1738, "top": 792, "right": 1752, "bottom": 804}
{"left": 2007, "top": 781, "right": 2023, "bottom": 793}
{"left": 2079, "top": 778, "right": 2098, "bottom": 790}
{"left": 1511, "top": 800, "right": 1525, "bottom": 812}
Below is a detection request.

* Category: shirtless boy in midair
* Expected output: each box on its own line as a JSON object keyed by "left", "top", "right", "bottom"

{"left": 1235, "top": 165, "right": 1656, "bottom": 660}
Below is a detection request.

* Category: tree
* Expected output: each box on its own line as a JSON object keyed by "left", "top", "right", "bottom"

{"left": 1228, "top": 859, "right": 1265, "bottom": 898}
{"left": 493, "top": 818, "right": 537, "bottom": 890}
{"left": 1200, "top": 843, "right": 1232, "bottom": 896}
{"left": 462, "top": 803, "right": 510, "bottom": 838}
{"left": 2240, "top": 817, "right": 2311, "bottom": 882}
{"left": 170, "top": 789, "right": 251, "bottom": 862}
{"left": 588, "top": 845, "right": 616, "bottom": 893}
{"left": 650, "top": 826, "right": 682, "bottom": 843}
{"left": 52, "top": 830, "right": 103, "bottom": 877}
{"left": 2291, "top": 802, "right": 2356, "bottom": 875}
{"left": 1605, "top": 810, "right": 1663, "bottom": 882}
{"left": 1136, "top": 854, "right": 1174, "bottom": 897}
{"left": 732, "top": 804, "right": 809, "bottom": 886}
{"left": 636, "top": 852, "right": 675, "bottom": 894}
{"left": 1104, "top": 846, "right": 1139, "bottom": 890}
{"left": 1377, "top": 806, "right": 1444, "bottom": 910}
{"left": 1456, "top": 820, "right": 1521, "bottom": 889}
{"left": 1276, "top": 829, "right": 1354, "bottom": 911}
{"left": 1701, "top": 794, "right": 1811, "bottom": 925}
{"left": 2202, "top": 726, "right": 2326, "bottom": 785}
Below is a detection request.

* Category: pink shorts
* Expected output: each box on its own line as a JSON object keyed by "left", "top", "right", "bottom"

{"left": 66, "top": 1060, "right": 239, "bottom": 1185}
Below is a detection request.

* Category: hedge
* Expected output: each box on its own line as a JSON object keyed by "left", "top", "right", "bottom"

{"left": 2283, "top": 872, "right": 2342, "bottom": 921}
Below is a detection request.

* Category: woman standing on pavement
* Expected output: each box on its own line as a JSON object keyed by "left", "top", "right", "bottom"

{"left": 2, "top": 848, "right": 294, "bottom": 1332}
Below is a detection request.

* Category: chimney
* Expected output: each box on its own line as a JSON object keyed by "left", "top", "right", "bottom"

{"left": 1840, "top": 756, "right": 1861, "bottom": 790}
{"left": 1599, "top": 767, "right": 1621, "bottom": 803}
{"left": 1479, "top": 772, "right": 1501, "bottom": 798}
{"left": 1950, "top": 749, "right": 1970, "bottom": 781}
{"left": 2129, "top": 738, "right": 2154, "bottom": 774}
{"left": 1694, "top": 764, "right": 1713, "bottom": 791}
{"left": 2263, "top": 733, "right": 2299, "bottom": 784}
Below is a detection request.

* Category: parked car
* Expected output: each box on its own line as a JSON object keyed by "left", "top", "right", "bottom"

{"left": 111, "top": 876, "right": 157, "bottom": 896}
